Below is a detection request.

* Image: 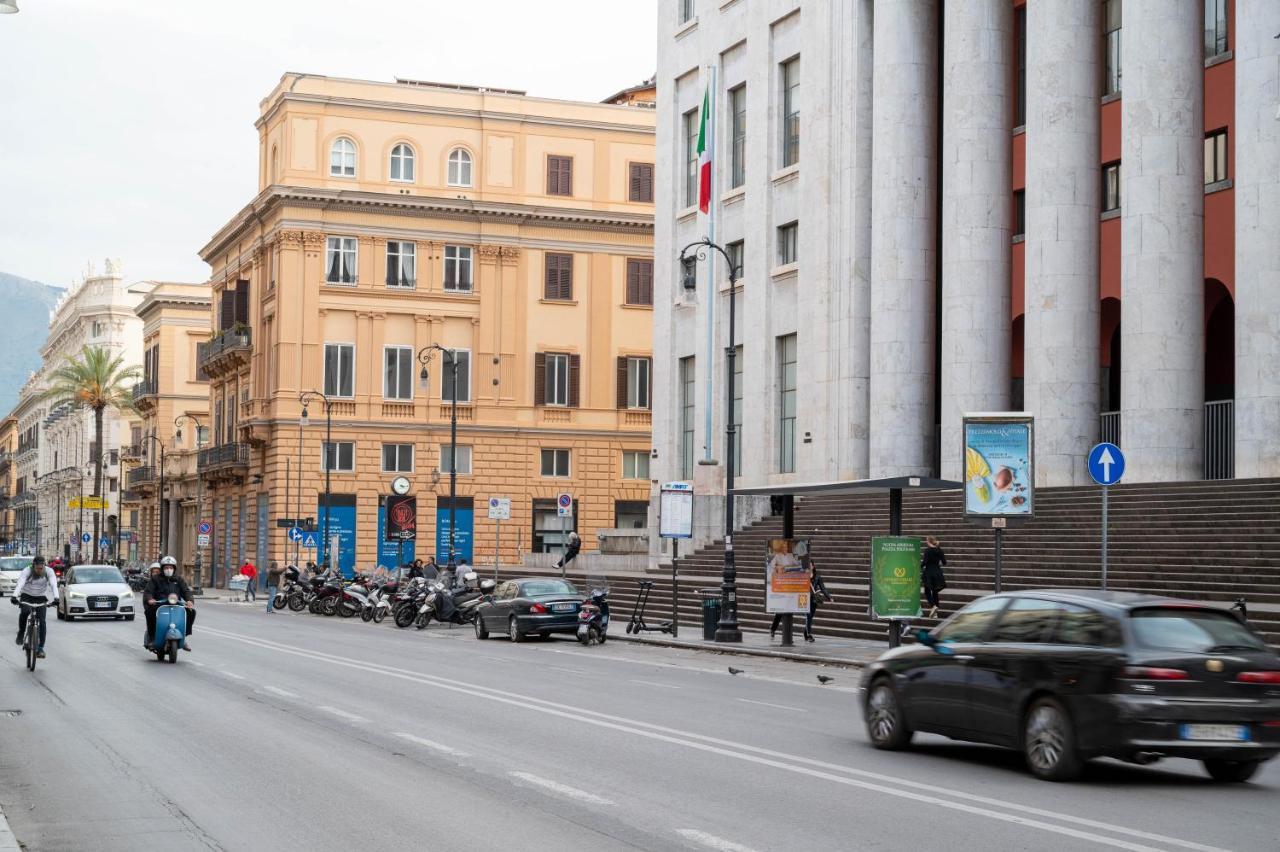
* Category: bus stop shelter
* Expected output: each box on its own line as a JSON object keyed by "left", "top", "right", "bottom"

{"left": 733, "top": 476, "right": 963, "bottom": 645}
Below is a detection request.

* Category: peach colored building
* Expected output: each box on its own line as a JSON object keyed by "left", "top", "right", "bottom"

{"left": 197, "top": 73, "right": 655, "bottom": 580}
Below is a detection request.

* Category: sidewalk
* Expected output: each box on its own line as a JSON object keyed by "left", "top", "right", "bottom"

{"left": 611, "top": 626, "right": 885, "bottom": 668}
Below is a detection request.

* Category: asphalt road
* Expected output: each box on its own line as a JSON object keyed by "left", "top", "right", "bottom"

{"left": 0, "top": 602, "right": 1277, "bottom": 852}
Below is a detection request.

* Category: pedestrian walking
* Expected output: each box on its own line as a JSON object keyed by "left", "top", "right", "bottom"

{"left": 555, "top": 531, "right": 581, "bottom": 569}
{"left": 921, "top": 535, "right": 948, "bottom": 618}
{"left": 240, "top": 559, "right": 257, "bottom": 602}
{"left": 265, "top": 560, "right": 284, "bottom": 613}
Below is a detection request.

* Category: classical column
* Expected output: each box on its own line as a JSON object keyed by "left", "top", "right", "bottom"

{"left": 940, "top": 0, "right": 1012, "bottom": 482}
{"left": 1234, "top": 0, "right": 1280, "bottom": 478}
{"left": 1120, "top": 0, "right": 1204, "bottom": 482}
{"left": 869, "top": 0, "right": 938, "bottom": 478}
{"left": 1024, "top": 0, "right": 1100, "bottom": 486}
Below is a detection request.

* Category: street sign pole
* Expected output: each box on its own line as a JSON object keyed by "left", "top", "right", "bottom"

{"left": 671, "top": 538, "right": 679, "bottom": 639}
{"left": 560, "top": 513, "right": 567, "bottom": 579}
{"left": 494, "top": 518, "right": 501, "bottom": 582}
{"left": 1088, "top": 442, "right": 1125, "bottom": 591}
{"left": 1101, "top": 485, "right": 1109, "bottom": 591}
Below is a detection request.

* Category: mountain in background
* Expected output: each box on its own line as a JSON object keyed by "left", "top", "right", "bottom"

{"left": 0, "top": 272, "right": 62, "bottom": 417}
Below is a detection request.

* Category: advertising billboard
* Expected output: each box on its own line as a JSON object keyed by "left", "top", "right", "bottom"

{"left": 764, "top": 538, "right": 812, "bottom": 614}
{"left": 870, "top": 536, "right": 922, "bottom": 619}
{"left": 963, "top": 414, "right": 1035, "bottom": 518}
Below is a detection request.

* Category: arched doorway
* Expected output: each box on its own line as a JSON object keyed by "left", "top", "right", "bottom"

{"left": 1204, "top": 279, "right": 1234, "bottom": 479}
{"left": 1010, "top": 314, "right": 1024, "bottom": 410}
{"left": 1100, "top": 297, "right": 1122, "bottom": 413}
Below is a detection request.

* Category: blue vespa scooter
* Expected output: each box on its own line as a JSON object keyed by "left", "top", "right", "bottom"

{"left": 149, "top": 593, "right": 187, "bottom": 663}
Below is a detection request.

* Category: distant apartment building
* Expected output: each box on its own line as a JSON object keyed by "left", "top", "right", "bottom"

{"left": 123, "top": 282, "right": 211, "bottom": 568}
{"left": 0, "top": 415, "right": 15, "bottom": 550}
{"left": 197, "top": 73, "right": 654, "bottom": 578}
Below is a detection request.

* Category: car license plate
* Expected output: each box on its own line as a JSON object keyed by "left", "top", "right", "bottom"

{"left": 91, "top": 601, "right": 110, "bottom": 609}
{"left": 553, "top": 603, "right": 575, "bottom": 612}
{"left": 1180, "top": 724, "right": 1249, "bottom": 742}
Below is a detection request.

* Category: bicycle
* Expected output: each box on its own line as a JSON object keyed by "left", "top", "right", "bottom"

{"left": 17, "top": 599, "right": 54, "bottom": 671}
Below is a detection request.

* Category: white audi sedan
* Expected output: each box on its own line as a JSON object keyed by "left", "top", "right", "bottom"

{"left": 0, "top": 556, "right": 29, "bottom": 597}
{"left": 57, "top": 564, "right": 137, "bottom": 621}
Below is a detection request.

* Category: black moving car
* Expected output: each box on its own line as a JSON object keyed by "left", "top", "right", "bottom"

{"left": 861, "top": 590, "right": 1280, "bottom": 782}
{"left": 474, "top": 578, "right": 584, "bottom": 642}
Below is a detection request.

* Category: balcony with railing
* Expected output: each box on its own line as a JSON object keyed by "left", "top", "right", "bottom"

{"left": 0, "top": 449, "right": 10, "bottom": 471}
{"left": 1097, "top": 400, "right": 1234, "bottom": 481}
{"left": 131, "top": 380, "right": 158, "bottom": 410}
{"left": 120, "top": 443, "right": 142, "bottom": 463}
{"left": 197, "top": 442, "right": 250, "bottom": 479}
{"left": 196, "top": 326, "right": 252, "bottom": 377}
{"left": 119, "top": 489, "right": 143, "bottom": 506}
{"left": 127, "top": 465, "right": 157, "bottom": 488}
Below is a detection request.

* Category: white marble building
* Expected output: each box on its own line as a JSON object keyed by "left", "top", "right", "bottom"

{"left": 653, "top": 0, "right": 1279, "bottom": 552}
{"left": 20, "top": 260, "right": 146, "bottom": 560}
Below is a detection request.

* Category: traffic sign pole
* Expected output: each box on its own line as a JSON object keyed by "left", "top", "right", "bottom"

{"left": 1102, "top": 485, "right": 1109, "bottom": 590}
{"left": 1088, "top": 443, "right": 1125, "bottom": 591}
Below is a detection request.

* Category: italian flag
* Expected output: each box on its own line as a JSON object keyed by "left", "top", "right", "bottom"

{"left": 697, "top": 84, "right": 712, "bottom": 214}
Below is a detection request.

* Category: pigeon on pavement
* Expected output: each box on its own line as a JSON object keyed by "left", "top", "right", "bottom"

{"left": 728, "top": 667, "right": 744, "bottom": 676}
{"left": 817, "top": 675, "right": 834, "bottom": 684}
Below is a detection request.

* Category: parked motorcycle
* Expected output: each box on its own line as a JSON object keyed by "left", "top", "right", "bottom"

{"left": 417, "top": 572, "right": 488, "bottom": 629}
{"left": 577, "top": 589, "right": 610, "bottom": 646}
{"left": 394, "top": 580, "right": 430, "bottom": 628}
{"left": 362, "top": 577, "right": 398, "bottom": 623}
{"left": 335, "top": 573, "right": 373, "bottom": 618}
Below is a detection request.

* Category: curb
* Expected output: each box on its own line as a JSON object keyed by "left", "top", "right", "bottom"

{"left": 0, "top": 802, "right": 19, "bottom": 851}
{"left": 609, "top": 632, "right": 867, "bottom": 668}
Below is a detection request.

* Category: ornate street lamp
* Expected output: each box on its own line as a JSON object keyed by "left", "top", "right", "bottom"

{"left": 418, "top": 344, "right": 460, "bottom": 571}
{"left": 678, "top": 238, "right": 742, "bottom": 643}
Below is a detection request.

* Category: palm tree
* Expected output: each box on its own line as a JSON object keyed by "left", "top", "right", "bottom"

{"left": 40, "top": 345, "right": 140, "bottom": 562}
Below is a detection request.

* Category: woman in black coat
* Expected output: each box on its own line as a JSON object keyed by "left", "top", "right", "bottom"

{"left": 921, "top": 536, "right": 947, "bottom": 618}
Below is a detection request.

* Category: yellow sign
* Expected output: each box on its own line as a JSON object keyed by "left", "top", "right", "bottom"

{"left": 67, "top": 496, "right": 107, "bottom": 510}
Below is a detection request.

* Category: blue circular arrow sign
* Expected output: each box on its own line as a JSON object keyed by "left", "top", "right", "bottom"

{"left": 1088, "top": 443, "right": 1126, "bottom": 486}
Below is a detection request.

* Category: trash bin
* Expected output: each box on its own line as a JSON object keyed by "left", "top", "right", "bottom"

{"left": 698, "top": 588, "right": 722, "bottom": 640}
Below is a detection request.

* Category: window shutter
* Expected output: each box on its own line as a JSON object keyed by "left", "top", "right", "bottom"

{"left": 627, "top": 259, "right": 653, "bottom": 305}
{"left": 561, "top": 256, "right": 573, "bottom": 300}
{"left": 219, "top": 290, "right": 235, "bottom": 330}
{"left": 544, "top": 256, "right": 556, "bottom": 300}
{"left": 534, "top": 353, "right": 547, "bottom": 406}
{"left": 561, "top": 158, "right": 573, "bottom": 195}
{"left": 568, "top": 354, "right": 581, "bottom": 408}
{"left": 626, "top": 260, "right": 639, "bottom": 304}
{"left": 545, "top": 253, "right": 572, "bottom": 300}
{"left": 629, "top": 163, "right": 653, "bottom": 202}
{"left": 235, "top": 279, "right": 250, "bottom": 326}
{"left": 616, "top": 357, "right": 628, "bottom": 408}
{"left": 643, "top": 357, "right": 652, "bottom": 409}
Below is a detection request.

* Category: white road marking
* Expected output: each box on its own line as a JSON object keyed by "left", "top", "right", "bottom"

{"left": 203, "top": 628, "right": 1227, "bottom": 852}
{"left": 676, "top": 829, "right": 759, "bottom": 852}
{"left": 736, "top": 698, "right": 806, "bottom": 713}
{"left": 318, "top": 706, "right": 367, "bottom": 723}
{"left": 259, "top": 686, "right": 298, "bottom": 699}
{"left": 393, "top": 733, "right": 469, "bottom": 757}
{"left": 548, "top": 665, "right": 588, "bottom": 675}
{"left": 629, "top": 679, "right": 681, "bottom": 690}
{"left": 188, "top": 660, "right": 206, "bottom": 667}
{"left": 508, "top": 772, "right": 614, "bottom": 807}
{"left": 218, "top": 670, "right": 246, "bottom": 680}
{"left": 477, "top": 655, "right": 511, "bottom": 664}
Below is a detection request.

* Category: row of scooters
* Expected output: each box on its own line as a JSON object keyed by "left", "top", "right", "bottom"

{"left": 271, "top": 569, "right": 493, "bottom": 630}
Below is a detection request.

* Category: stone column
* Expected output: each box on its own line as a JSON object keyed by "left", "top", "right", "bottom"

{"left": 1024, "top": 0, "right": 1100, "bottom": 486}
{"left": 1234, "top": 0, "right": 1280, "bottom": 478}
{"left": 1120, "top": 0, "right": 1204, "bottom": 482}
{"left": 940, "top": 0, "right": 1012, "bottom": 482}
{"left": 869, "top": 0, "right": 938, "bottom": 478}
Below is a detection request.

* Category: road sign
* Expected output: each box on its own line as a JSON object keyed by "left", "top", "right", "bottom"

{"left": 197, "top": 533, "right": 210, "bottom": 548}
{"left": 301, "top": 532, "right": 318, "bottom": 549}
{"left": 487, "top": 497, "right": 511, "bottom": 520}
{"left": 556, "top": 492, "right": 573, "bottom": 518}
{"left": 81, "top": 532, "right": 92, "bottom": 544}
{"left": 198, "top": 521, "right": 212, "bottom": 535}
{"left": 1088, "top": 442, "right": 1126, "bottom": 486}
{"left": 99, "top": 538, "right": 110, "bottom": 550}
{"left": 68, "top": 534, "right": 78, "bottom": 545}
{"left": 659, "top": 482, "right": 694, "bottom": 539}
{"left": 288, "top": 526, "right": 304, "bottom": 543}
{"left": 69, "top": 496, "right": 107, "bottom": 511}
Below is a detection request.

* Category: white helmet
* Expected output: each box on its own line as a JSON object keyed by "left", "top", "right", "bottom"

{"left": 149, "top": 561, "right": 161, "bottom": 571}
{"left": 160, "top": 555, "right": 178, "bottom": 567}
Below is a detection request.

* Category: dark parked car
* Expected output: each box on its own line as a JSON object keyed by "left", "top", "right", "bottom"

{"left": 474, "top": 578, "right": 584, "bottom": 643}
{"left": 861, "top": 590, "right": 1280, "bottom": 782}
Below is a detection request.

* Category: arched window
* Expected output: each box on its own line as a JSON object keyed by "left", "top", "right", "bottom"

{"left": 447, "top": 147, "right": 473, "bottom": 187}
{"left": 330, "top": 137, "right": 357, "bottom": 177}
{"left": 390, "top": 143, "right": 415, "bottom": 182}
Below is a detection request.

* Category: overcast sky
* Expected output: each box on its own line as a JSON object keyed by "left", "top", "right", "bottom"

{"left": 0, "top": 0, "right": 656, "bottom": 288}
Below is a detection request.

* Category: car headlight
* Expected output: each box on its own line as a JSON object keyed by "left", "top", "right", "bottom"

{"left": 121, "top": 591, "right": 133, "bottom": 599}
{"left": 70, "top": 592, "right": 85, "bottom": 599}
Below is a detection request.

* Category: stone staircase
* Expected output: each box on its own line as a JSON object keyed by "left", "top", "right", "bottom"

{"left": 556, "top": 478, "right": 1280, "bottom": 649}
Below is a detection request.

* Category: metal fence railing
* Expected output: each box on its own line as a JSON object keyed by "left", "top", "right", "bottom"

{"left": 1099, "top": 411, "right": 1121, "bottom": 447}
{"left": 1204, "top": 399, "right": 1234, "bottom": 481}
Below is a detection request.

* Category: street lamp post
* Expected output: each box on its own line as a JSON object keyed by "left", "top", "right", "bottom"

{"left": 299, "top": 391, "right": 333, "bottom": 572}
{"left": 142, "top": 434, "right": 167, "bottom": 558}
{"left": 175, "top": 415, "right": 205, "bottom": 591}
{"left": 417, "top": 345, "right": 460, "bottom": 571}
{"left": 679, "top": 238, "right": 742, "bottom": 643}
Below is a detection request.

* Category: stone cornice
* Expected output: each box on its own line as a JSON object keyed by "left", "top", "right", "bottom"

{"left": 201, "top": 185, "right": 653, "bottom": 263}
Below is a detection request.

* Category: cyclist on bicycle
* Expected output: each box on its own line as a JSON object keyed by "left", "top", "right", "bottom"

{"left": 11, "top": 555, "right": 58, "bottom": 658}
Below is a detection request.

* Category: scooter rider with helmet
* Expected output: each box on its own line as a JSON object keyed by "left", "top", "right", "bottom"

{"left": 144, "top": 556, "right": 195, "bottom": 651}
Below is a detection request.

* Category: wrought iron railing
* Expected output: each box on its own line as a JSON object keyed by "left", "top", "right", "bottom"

{"left": 196, "top": 326, "right": 252, "bottom": 373}
{"left": 127, "top": 466, "right": 156, "bottom": 487}
{"left": 131, "top": 381, "right": 157, "bottom": 402}
{"left": 1205, "top": 399, "right": 1234, "bottom": 481}
{"left": 197, "top": 442, "right": 250, "bottom": 471}
{"left": 1099, "top": 411, "right": 1121, "bottom": 447}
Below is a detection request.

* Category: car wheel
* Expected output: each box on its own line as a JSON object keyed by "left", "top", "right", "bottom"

{"left": 509, "top": 616, "right": 525, "bottom": 643}
{"left": 1203, "top": 759, "right": 1262, "bottom": 783}
{"left": 865, "top": 678, "right": 913, "bottom": 750}
{"left": 1023, "top": 697, "right": 1082, "bottom": 781}
{"left": 56, "top": 604, "right": 65, "bottom": 621}
{"left": 475, "top": 615, "right": 489, "bottom": 640}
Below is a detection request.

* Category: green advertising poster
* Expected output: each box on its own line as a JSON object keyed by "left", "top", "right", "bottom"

{"left": 871, "top": 536, "right": 922, "bottom": 618}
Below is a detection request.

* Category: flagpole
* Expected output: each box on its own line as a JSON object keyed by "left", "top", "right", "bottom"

{"left": 702, "top": 64, "right": 718, "bottom": 464}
